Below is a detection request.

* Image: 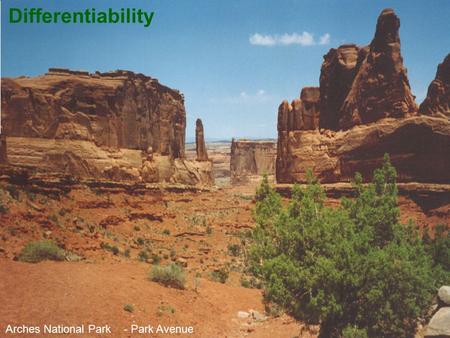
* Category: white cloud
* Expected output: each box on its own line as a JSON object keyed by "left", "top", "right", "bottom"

{"left": 319, "top": 33, "right": 330, "bottom": 45}
{"left": 249, "top": 32, "right": 330, "bottom": 47}
{"left": 249, "top": 33, "right": 276, "bottom": 46}
{"left": 279, "top": 32, "right": 315, "bottom": 46}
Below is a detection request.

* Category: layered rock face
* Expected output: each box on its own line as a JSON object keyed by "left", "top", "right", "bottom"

{"left": 230, "top": 139, "right": 276, "bottom": 183}
{"left": 276, "top": 8, "right": 450, "bottom": 184}
{"left": 339, "top": 8, "right": 418, "bottom": 129}
{"left": 195, "top": 118, "right": 209, "bottom": 161}
{"left": 1, "top": 69, "right": 213, "bottom": 186}
{"left": 1, "top": 69, "right": 186, "bottom": 158}
{"left": 419, "top": 54, "right": 450, "bottom": 119}
{"left": 277, "top": 116, "right": 450, "bottom": 183}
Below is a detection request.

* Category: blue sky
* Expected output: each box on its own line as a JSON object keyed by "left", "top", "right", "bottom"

{"left": 2, "top": 0, "right": 449, "bottom": 140}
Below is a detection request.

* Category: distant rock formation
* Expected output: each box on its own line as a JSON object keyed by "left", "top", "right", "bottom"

{"left": 419, "top": 54, "right": 450, "bottom": 119}
{"left": 195, "top": 118, "right": 209, "bottom": 161}
{"left": 339, "top": 8, "right": 418, "bottom": 129}
{"left": 1, "top": 69, "right": 214, "bottom": 186}
{"left": 230, "top": 139, "right": 276, "bottom": 183}
{"left": 276, "top": 8, "right": 450, "bottom": 184}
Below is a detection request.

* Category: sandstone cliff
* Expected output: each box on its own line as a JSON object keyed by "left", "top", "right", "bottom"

{"left": 276, "top": 116, "right": 450, "bottom": 183}
{"left": 1, "top": 69, "right": 186, "bottom": 158}
{"left": 230, "top": 139, "right": 276, "bottom": 183}
{"left": 1, "top": 69, "right": 214, "bottom": 186}
{"left": 419, "top": 54, "right": 450, "bottom": 119}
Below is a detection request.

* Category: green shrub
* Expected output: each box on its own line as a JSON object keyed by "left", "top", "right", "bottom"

{"left": 150, "top": 263, "right": 186, "bottom": 289}
{"left": 162, "top": 229, "right": 170, "bottom": 235}
{"left": 18, "top": 240, "right": 65, "bottom": 263}
{"left": 100, "top": 242, "right": 119, "bottom": 255}
{"left": 136, "top": 237, "right": 145, "bottom": 246}
{"left": 249, "top": 155, "right": 435, "bottom": 338}
{"left": 138, "top": 250, "right": 150, "bottom": 262}
{"left": 123, "top": 304, "right": 134, "bottom": 313}
{"left": 342, "top": 326, "right": 368, "bottom": 338}
{"left": 209, "top": 267, "right": 229, "bottom": 284}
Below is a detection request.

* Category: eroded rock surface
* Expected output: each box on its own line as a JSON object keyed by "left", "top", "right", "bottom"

{"left": 1, "top": 69, "right": 214, "bottom": 186}
{"left": 419, "top": 54, "right": 450, "bottom": 119}
{"left": 276, "top": 9, "right": 449, "bottom": 184}
{"left": 1, "top": 69, "right": 186, "bottom": 158}
{"left": 339, "top": 8, "right": 418, "bottom": 129}
{"left": 319, "top": 44, "right": 360, "bottom": 130}
{"left": 276, "top": 116, "right": 450, "bottom": 184}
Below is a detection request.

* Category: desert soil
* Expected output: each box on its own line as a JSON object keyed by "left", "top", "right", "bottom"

{"left": 0, "top": 146, "right": 447, "bottom": 337}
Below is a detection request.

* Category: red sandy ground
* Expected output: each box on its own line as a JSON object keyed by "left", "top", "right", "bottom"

{"left": 0, "top": 180, "right": 446, "bottom": 338}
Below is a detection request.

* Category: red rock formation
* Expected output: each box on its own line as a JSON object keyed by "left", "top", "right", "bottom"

{"left": 1, "top": 69, "right": 214, "bottom": 186}
{"left": 195, "top": 118, "right": 209, "bottom": 161}
{"left": 276, "top": 9, "right": 449, "bottom": 184}
{"left": 276, "top": 116, "right": 450, "bottom": 184}
{"left": 339, "top": 9, "right": 418, "bottom": 129}
{"left": 1, "top": 69, "right": 186, "bottom": 158}
{"left": 419, "top": 54, "right": 450, "bottom": 119}
{"left": 319, "top": 44, "right": 360, "bottom": 130}
{"left": 230, "top": 139, "right": 276, "bottom": 183}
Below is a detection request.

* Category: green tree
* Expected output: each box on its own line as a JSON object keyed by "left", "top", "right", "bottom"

{"left": 249, "top": 156, "right": 436, "bottom": 338}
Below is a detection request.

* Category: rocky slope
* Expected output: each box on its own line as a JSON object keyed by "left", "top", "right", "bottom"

{"left": 1, "top": 69, "right": 213, "bottom": 186}
{"left": 276, "top": 8, "right": 450, "bottom": 184}
{"left": 230, "top": 139, "right": 276, "bottom": 183}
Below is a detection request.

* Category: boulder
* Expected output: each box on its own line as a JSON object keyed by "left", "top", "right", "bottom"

{"left": 438, "top": 286, "right": 450, "bottom": 306}
{"left": 419, "top": 54, "right": 450, "bottom": 119}
{"left": 425, "top": 307, "right": 450, "bottom": 337}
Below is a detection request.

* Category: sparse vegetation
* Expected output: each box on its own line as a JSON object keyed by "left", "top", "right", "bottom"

{"left": 227, "top": 243, "right": 241, "bottom": 257}
{"left": 162, "top": 229, "right": 170, "bottom": 235}
{"left": 156, "top": 304, "right": 175, "bottom": 316}
{"left": 209, "top": 267, "right": 229, "bottom": 284}
{"left": 18, "top": 240, "right": 65, "bottom": 263}
{"left": 138, "top": 249, "right": 150, "bottom": 262}
{"left": 149, "top": 263, "right": 186, "bottom": 289}
{"left": 123, "top": 304, "right": 134, "bottom": 313}
{"left": 100, "top": 242, "right": 119, "bottom": 255}
{"left": 249, "top": 156, "right": 438, "bottom": 338}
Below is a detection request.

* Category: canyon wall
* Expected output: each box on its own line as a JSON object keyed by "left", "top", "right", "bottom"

{"left": 1, "top": 69, "right": 213, "bottom": 186}
{"left": 276, "top": 9, "right": 450, "bottom": 184}
{"left": 230, "top": 139, "right": 276, "bottom": 183}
